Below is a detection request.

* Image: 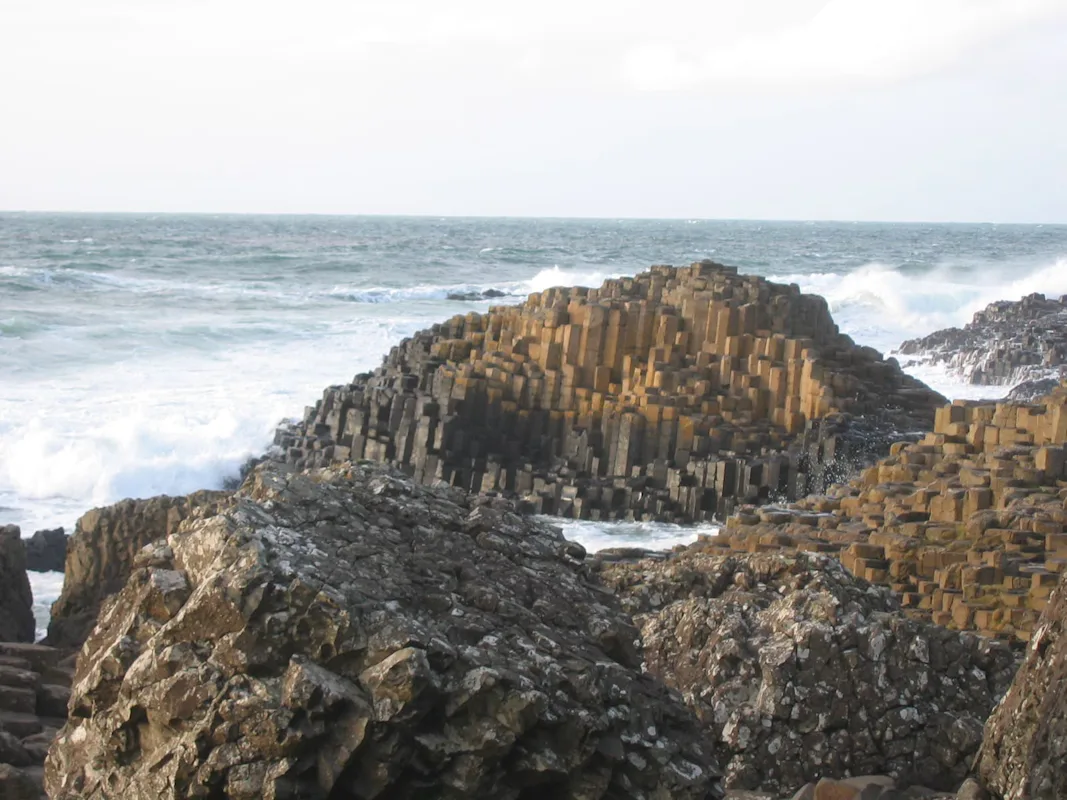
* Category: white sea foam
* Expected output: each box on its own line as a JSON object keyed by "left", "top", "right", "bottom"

{"left": 550, "top": 518, "right": 719, "bottom": 553}
{"left": 522, "top": 266, "right": 626, "bottom": 294}
{"left": 28, "top": 571, "right": 64, "bottom": 641}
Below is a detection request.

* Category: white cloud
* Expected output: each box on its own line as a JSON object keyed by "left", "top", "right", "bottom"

{"left": 623, "top": 0, "right": 1067, "bottom": 90}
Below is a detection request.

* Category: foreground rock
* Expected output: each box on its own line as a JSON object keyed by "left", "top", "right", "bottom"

{"left": 23, "top": 529, "right": 67, "bottom": 574}
{"left": 0, "top": 641, "right": 74, "bottom": 799}
{"left": 277, "top": 262, "right": 942, "bottom": 523}
{"left": 597, "top": 551, "right": 1017, "bottom": 796}
{"left": 46, "top": 462, "right": 723, "bottom": 799}
{"left": 899, "top": 292, "right": 1067, "bottom": 389}
{"left": 713, "top": 383, "right": 1067, "bottom": 641}
{"left": 45, "top": 490, "right": 230, "bottom": 650}
{"left": 0, "top": 527, "right": 34, "bottom": 643}
{"left": 974, "top": 568, "right": 1067, "bottom": 799}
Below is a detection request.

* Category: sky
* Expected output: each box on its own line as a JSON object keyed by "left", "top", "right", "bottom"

{"left": 1, "top": 0, "right": 1066, "bottom": 222}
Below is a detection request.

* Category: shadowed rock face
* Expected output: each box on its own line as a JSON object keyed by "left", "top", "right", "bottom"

{"left": 596, "top": 551, "right": 1018, "bottom": 796}
{"left": 45, "top": 491, "right": 230, "bottom": 650}
{"left": 23, "top": 528, "right": 67, "bottom": 574}
{"left": 45, "top": 462, "right": 723, "bottom": 800}
{"left": 0, "top": 526, "right": 34, "bottom": 643}
{"left": 975, "top": 569, "right": 1067, "bottom": 800}
{"left": 276, "top": 262, "right": 943, "bottom": 524}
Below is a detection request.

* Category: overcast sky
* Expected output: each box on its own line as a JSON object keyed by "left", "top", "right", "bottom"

{"left": 2, "top": 1, "right": 1065, "bottom": 222}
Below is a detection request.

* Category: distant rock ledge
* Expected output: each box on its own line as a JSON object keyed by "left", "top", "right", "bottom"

{"left": 276, "top": 262, "right": 944, "bottom": 523}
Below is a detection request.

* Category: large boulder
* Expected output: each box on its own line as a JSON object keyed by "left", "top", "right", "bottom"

{"left": 0, "top": 526, "right": 34, "bottom": 643}
{"left": 45, "top": 491, "right": 230, "bottom": 649}
{"left": 23, "top": 528, "right": 67, "bottom": 574}
{"left": 974, "top": 569, "right": 1067, "bottom": 799}
{"left": 596, "top": 550, "right": 1018, "bottom": 796}
{"left": 45, "top": 462, "right": 723, "bottom": 800}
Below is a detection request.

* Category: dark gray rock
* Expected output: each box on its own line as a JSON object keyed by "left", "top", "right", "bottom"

{"left": 23, "top": 529, "right": 66, "bottom": 574}
{"left": 46, "top": 461, "right": 724, "bottom": 800}
{"left": 0, "top": 527, "right": 34, "bottom": 643}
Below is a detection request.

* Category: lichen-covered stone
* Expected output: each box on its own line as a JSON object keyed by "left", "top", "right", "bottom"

{"left": 45, "top": 490, "right": 230, "bottom": 649}
{"left": 45, "top": 462, "right": 723, "bottom": 800}
{"left": 596, "top": 551, "right": 1017, "bottom": 796}
{"left": 974, "top": 569, "right": 1067, "bottom": 799}
{"left": 276, "top": 262, "right": 942, "bottom": 524}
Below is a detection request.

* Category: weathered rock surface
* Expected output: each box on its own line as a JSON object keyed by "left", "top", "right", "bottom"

{"left": 596, "top": 551, "right": 1017, "bottom": 796}
{"left": 899, "top": 293, "right": 1067, "bottom": 389}
{"left": 974, "top": 568, "right": 1067, "bottom": 799}
{"left": 0, "top": 641, "right": 74, "bottom": 800}
{"left": 712, "top": 383, "right": 1067, "bottom": 641}
{"left": 23, "top": 529, "right": 67, "bottom": 574}
{"left": 0, "top": 526, "right": 34, "bottom": 643}
{"left": 46, "top": 462, "right": 723, "bottom": 799}
{"left": 276, "top": 262, "right": 942, "bottom": 523}
{"left": 45, "top": 490, "right": 230, "bottom": 650}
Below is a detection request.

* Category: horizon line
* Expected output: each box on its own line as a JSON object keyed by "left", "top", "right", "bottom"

{"left": 1, "top": 209, "right": 1065, "bottom": 227}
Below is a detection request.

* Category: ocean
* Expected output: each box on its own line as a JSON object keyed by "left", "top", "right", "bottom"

{"left": 3, "top": 213, "right": 1067, "bottom": 636}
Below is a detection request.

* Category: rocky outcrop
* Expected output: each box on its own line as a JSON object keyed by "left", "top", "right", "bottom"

{"left": 711, "top": 383, "right": 1067, "bottom": 642}
{"left": 974, "top": 568, "right": 1067, "bottom": 799}
{"left": 45, "top": 462, "right": 724, "bottom": 799}
{"left": 899, "top": 293, "right": 1067, "bottom": 388}
{"left": 45, "top": 490, "right": 230, "bottom": 650}
{"left": 23, "top": 529, "right": 67, "bottom": 574}
{"left": 0, "top": 527, "right": 34, "bottom": 643}
{"left": 0, "top": 641, "right": 74, "bottom": 800}
{"left": 596, "top": 551, "right": 1017, "bottom": 796}
{"left": 276, "top": 262, "right": 943, "bottom": 523}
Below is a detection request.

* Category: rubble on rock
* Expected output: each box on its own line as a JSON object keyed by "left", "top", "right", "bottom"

{"left": 0, "top": 642, "right": 74, "bottom": 800}
{"left": 45, "top": 461, "right": 724, "bottom": 800}
{"left": 45, "top": 490, "right": 230, "bottom": 650}
{"left": 711, "top": 383, "right": 1067, "bottom": 641}
{"left": 899, "top": 293, "right": 1067, "bottom": 389}
{"left": 276, "top": 262, "right": 942, "bottom": 523}
{"left": 974, "top": 568, "right": 1067, "bottom": 799}
{"left": 0, "top": 527, "right": 35, "bottom": 644}
{"left": 596, "top": 551, "right": 1017, "bottom": 796}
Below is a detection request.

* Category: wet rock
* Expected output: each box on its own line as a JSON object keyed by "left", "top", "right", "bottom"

{"left": 898, "top": 293, "right": 1067, "bottom": 389}
{"left": 277, "top": 262, "right": 943, "bottom": 523}
{"left": 447, "top": 288, "right": 509, "bottom": 301}
{"left": 45, "top": 490, "right": 230, "bottom": 649}
{"left": 974, "top": 568, "right": 1067, "bottom": 799}
{"left": 0, "top": 526, "right": 34, "bottom": 643}
{"left": 46, "top": 461, "right": 724, "bottom": 800}
{"left": 23, "top": 528, "right": 67, "bottom": 574}
{"left": 598, "top": 551, "right": 1017, "bottom": 795}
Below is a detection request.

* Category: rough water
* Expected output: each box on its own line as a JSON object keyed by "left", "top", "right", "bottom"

{"left": 3, "top": 214, "right": 1067, "bottom": 623}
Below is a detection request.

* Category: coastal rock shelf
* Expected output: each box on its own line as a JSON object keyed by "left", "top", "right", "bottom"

{"left": 277, "top": 262, "right": 943, "bottom": 523}
{"left": 596, "top": 551, "right": 1016, "bottom": 794}
{"left": 45, "top": 461, "right": 724, "bottom": 800}
{"left": 712, "top": 383, "right": 1067, "bottom": 642}
{"left": 899, "top": 292, "right": 1067, "bottom": 389}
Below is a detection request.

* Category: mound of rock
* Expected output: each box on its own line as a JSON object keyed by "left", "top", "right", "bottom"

{"left": 276, "top": 262, "right": 942, "bottom": 523}
{"left": 0, "top": 641, "right": 74, "bottom": 800}
{"left": 45, "top": 490, "right": 230, "bottom": 650}
{"left": 0, "top": 527, "right": 34, "bottom": 644}
{"left": 712, "top": 383, "right": 1067, "bottom": 642}
{"left": 23, "top": 529, "right": 67, "bottom": 574}
{"left": 596, "top": 551, "right": 1017, "bottom": 796}
{"left": 975, "top": 568, "right": 1066, "bottom": 799}
{"left": 45, "top": 462, "right": 723, "bottom": 799}
{"left": 899, "top": 292, "right": 1067, "bottom": 388}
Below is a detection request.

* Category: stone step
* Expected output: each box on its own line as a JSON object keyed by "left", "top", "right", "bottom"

{"left": 36, "top": 684, "right": 70, "bottom": 718}
{"left": 0, "top": 711, "right": 42, "bottom": 738}
{"left": 0, "top": 685, "right": 37, "bottom": 715}
{"left": 0, "top": 665, "right": 39, "bottom": 691}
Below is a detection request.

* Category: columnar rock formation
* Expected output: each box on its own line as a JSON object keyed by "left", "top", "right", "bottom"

{"left": 277, "top": 262, "right": 943, "bottom": 522}
{"left": 899, "top": 292, "right": 1067, "bottom": 388}
{"left": 975, "top": 568, "right": 1067, "bottom": 800}
{"left": 715, "top": 383, "right": 1067, "bottom": 642}
{"left": 0, "top": 641, "right": 74, "bottom": 800}
{"left": 595, "top": 551, "right": 1017, "bottom": 795}
{"left": 0, "top": 527, "right": 34, "bottom": 644}
{"left": 45, "top": 462, "right": 724, "bottom": 800}
{"left": 45, "top": 490, "right": 230, "bottom": 649}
